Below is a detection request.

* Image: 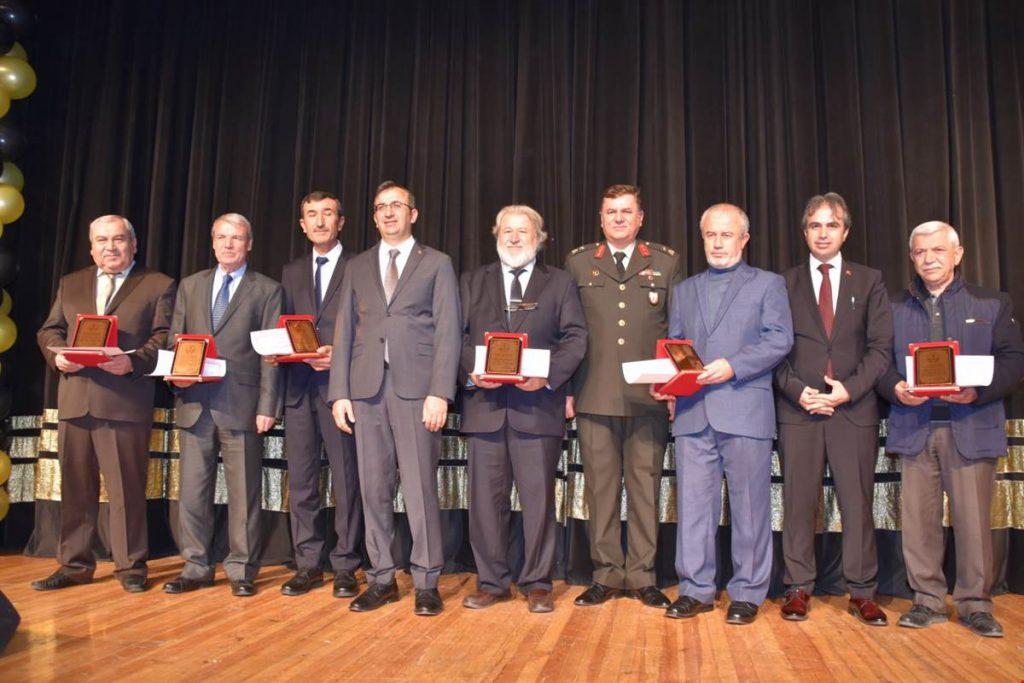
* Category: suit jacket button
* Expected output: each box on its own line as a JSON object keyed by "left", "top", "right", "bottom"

{"left": 619, "top": 284, "right": 626, "bottom": 291}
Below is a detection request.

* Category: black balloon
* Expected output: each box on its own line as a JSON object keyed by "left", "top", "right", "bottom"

{"left": 0, "top": 245, "right": 15, "bottom": 285}
{"left": 0, "top": 122, "right": 23, "bottom": 161}
{"left": 0, "top": 21, "right": 13, "bottom": 54}
{"left": 0, "top": 1, "right": 32, "bottom": 39}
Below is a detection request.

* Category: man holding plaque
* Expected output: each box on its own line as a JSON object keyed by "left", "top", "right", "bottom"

{"left": 329, "top": 181, "right": 460, "bottom": 616}
{"left": 163, "top": 213, "right": 283, "bottom": 598}
{"left": 773, "top": 193, "right": 893, "bottom": 625}
{"left": 35, "top": 215, "right": 176, "bottom": 593}
{"left": 275, "top": 191, "right": 363, "bottom": 598}
{"left": 565, "top": 184, "right": 683, "bottom": 608}
{"left": 664, "top": 203, "right": 793, "bottom": 625}
{"left": 878, "top": 221, "right": 1024, "bottom": 637}
{"left": 459, "top": 205, "right": 586, "bottom": 613}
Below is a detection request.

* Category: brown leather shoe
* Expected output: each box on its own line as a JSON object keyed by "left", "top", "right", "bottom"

{"left": 527, "top": 589, "right": 554, "bottom": 613}
{"left": 462, "top": 589, "right": 512, "bottom": 609}
{"left": 849, "top": 598, "right": 888, "bottom": 626}
{"left": 780, "top": 589, "right": 810, "bottom": 621}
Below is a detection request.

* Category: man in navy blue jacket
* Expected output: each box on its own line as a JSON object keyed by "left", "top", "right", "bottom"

{"left": 878, "top": 221, "right": 1024, "bottom": 638}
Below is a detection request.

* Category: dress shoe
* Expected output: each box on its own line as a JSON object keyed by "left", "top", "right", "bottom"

{"left": 848, "top": 598, "right": 887, "bottom": 626}
{"left": 665, "top": 595, "right": 714, "bottom": 619}
{"left": 120, "top": 575, "right": 148, "bottom": 593}
{"left": 414, "top": 588, "right": 444, "bottom": 616}
{"left": 960, "top": 611, "right": 1004, "bottom": 638}
{"left": 527, "top": 589, "right": 554, "bottom": 613}
{"left": 230, "top": 580, "right": 257, "bottom": 597}
{"left": 163, "top": 575, "right": 214, "bottom": 594}
{"left": 897, "top": 604, "right": 948, "bottom": 629}
{"left": 349, "top": 581, "right": 399, "bottom": 612}
{"left": 333, "top": 570, "right": 359, "bottom": 598}
{"left": 725, "top": 601, "right": 759, "bottom": 625}
{"left": 574, "top": 583, "right": 621, "bottom": 606}
{"left": 281, "top": 568, "right": 324, "bottom": 596}
{"left": 780, "top": 589, "right": 810, "bottom": 621}
{"left": 32, "top": 571, "right": 88, "bottom": 592}
{"left": 463, "top": 589, "right": 512, "bottom": 609}
{"left": 632, "top": 586, "right": 670, "bottom": 608}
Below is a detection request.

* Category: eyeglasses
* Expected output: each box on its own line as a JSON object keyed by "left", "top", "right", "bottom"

{"left": 373, "top": 201, "right": 412, "bottom": 214}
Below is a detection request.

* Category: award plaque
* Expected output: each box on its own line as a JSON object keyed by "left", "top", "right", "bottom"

{"left": 481, "top": 332, "right": 528, "bottom": 383}
{"left": 285, "top": 318, "right": 321, "bottom": 354}
{"left": 72, "top": 315, "right": 114, "bottom": 348}
{"left": 171, "top": 338, "right": 208, "bottom": 377}
{"left": 908, "top": 340, "right": 960, "bottom": 396}
{"left": 653, "top": 338, "right": 704, "bottom": 397}
{"left": 664, "top": 341, "right": 704, "bottom": 371}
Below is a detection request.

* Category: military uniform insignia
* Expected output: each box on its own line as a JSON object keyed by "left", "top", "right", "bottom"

{"left": 649, "top": 290, "right": 659, "bottom": 305}
{"left": 591, "top": 269, "right": 600, "bottom": 277}
{"left": 637, "top": 242, "right": 651, "bottom": 258}
{"left": 594, "top": 243, "right": 607, "bottom": 259}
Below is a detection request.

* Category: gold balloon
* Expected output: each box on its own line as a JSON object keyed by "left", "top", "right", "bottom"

{"left": 0, "top": 184, "right": 23, "bottom": 224}
{"left": 0, "top": 314, "right": 15, "bottom": 353}
{"left": 6, "top": 43, "right": 26, "bottom": 61}
{"left": 0, "top": 88, "right": 9, "bottom": 119}
{"left": 0, "top": 487, "right": 8, "bottom": 521}
{"left": 0, "top": 56, "right": 35, "bottom": 100}
{"left": 0, "top": 162, "right": 23, "bottom": 190}
{"left": 0, "top": 289, "right": 10, "bottom": 315}
{"left": 0, "top": 451, "right": 10, "bottom": 486}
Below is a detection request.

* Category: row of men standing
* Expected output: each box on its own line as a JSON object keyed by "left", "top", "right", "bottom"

{"left": 33, "top": 183, "right": 1023, "bottom": 636}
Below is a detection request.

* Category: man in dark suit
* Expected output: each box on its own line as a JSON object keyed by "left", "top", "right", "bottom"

{"left": 162, "top": 213, "right": 283, "bottom": 597}
{"left": 878, "top": 221, "right": 1024, "bottom": 638}
{"left": 459, "top": 205, "right": 587, "bottom": 613}
{"left": 34, "top": 215, "right": 176, "bottom": 593}
{"left": 774, "top": 193, "right": 893, "bottom": 625}
{"left": 276, "top": 191, "right": 363, "bottom": 598}
{"left": 329, "top": 181, "right": 460, "bottom": 616}
{"left": 663, "top": 203, "right": 793, "bottom": 625}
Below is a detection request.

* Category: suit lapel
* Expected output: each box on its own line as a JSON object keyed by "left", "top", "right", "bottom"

{"left": 105, "top": 266, "right": 144, "bottom": 314}
{"left": 622, "top": 248, "right": 650, "bottom": 283}
{"left": 831, "top": 263, "right": 855, "bottom": 337}
{"left": 488, "top": 263, "right": 509, "bottom": 332}
{"left": 696, "top": 271, "right": 712, "bottom": 335}
{"left": 798, "top": 264, "right": 829, "bottom": 342}
{"left": 295, "top": 253, "right": 316, "bottom": 319}
{"left": 388, "top": 243, "right": 425, "bottom": 307}
{"left": 318, "top": 253, "right": 347, "bottom": 321}
{"left": 709, "top": 263, "right": 756, "bottom": 334}
{"left": 214, "top": 269, "right": 253, "bottom": 333}
{"left": 511, "top": 262, "right": 548, "bottom": 332}
{"left": 594, "top": 244, "right": 620, "bottom": 282}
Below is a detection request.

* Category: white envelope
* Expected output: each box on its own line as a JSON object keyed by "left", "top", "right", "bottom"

{"left": 622, "top": 358, "right": 679, "bottom": 384}
{"left": 250, "top": 327, "right": 295, "bottom": 356}
{"left": 148, "top": 349, "right": 227, "bottom": 378}
{"left": 472, "top": 346, "right": 550, "bottom": 378}
{"left": 905, "top": 354, "right": 994, "bottom": 388}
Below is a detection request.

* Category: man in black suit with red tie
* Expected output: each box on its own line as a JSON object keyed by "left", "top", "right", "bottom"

{"left": 276, "top": 191, "right": 363, "bottom": 598}
{"left": 458, "top": 204, "right": 587, "bottom": 613}
{"left": 774, "top": 193, "right": 893, "bottom": 624}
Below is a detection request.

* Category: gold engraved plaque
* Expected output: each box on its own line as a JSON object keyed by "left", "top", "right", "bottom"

{"left": 485, "top": 336, "right": 524, "bottom": 375}
{"left": 664, "top": 342, "right": 704, "bottom": 371}
{"left": 914, "top": 345, "right": 955, "bottom": 386}
{"left": 171, "top": 338, "right": 208, "bottom": 377}
{"left": 72, "top": 317, "right": 112, "bottom": 347}
{"left": 285, "top": 319, "right": 321, "bottom": 354}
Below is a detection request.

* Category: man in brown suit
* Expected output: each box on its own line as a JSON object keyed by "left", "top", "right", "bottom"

{"left": 34, "top": 215, "right": 176, "bottom": 593}
{"left": 774, "top": 193, "right": 893, "bottom": 624}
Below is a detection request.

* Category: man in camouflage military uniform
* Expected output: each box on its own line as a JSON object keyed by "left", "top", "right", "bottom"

{"left": 565, "top": 184, "right": 683, "bottom": 607}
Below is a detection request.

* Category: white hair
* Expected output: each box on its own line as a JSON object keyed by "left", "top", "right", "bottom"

{"left": 89, "top": 215, "right": 136, "bottom": 242}
{"left": 699, "top": 203, "right": 750, "bottom": 234}
{"left": 908, "top": 221, "right": 959, "bottom": 249}
{"left": 212, "top": 212, "right": 253, "bottom": 239}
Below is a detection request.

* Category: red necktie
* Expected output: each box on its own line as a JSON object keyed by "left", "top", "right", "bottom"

{"left": 818, "top": 263, "right": 834, "bottom": 378}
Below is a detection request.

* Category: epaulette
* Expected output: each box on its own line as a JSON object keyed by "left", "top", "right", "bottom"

{"left": 569, "top": 242, "right": 601, "bottom": 256}
{"left": 642, "top": 241, "right": 677, "bottom": 257}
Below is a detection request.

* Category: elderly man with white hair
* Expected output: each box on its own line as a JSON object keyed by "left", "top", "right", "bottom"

{"left": 878, "top": 220, "right": 1024, "bottom": 637}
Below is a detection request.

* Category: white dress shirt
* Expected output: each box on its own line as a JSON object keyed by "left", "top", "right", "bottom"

{"left": 809, "top": 253, "right": 842, "bottom": 313}
{"left": 377, "top": 236, "right": 416, "bottom": 283}
{"left": 312, "top": 242, "right": 343, "bottom": 303}
{"left": 609, "top": 241, "right": 636, "bottom": 271}
{"left": 502, "top": 259, "right": 536, "bottom": 305}
{"left": 211, "top": 263, "right": 247, "bottom": 308}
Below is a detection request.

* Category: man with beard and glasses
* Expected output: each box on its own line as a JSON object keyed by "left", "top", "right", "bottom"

{"left": 458, "top": 205, "right": 587, "bottom": 613}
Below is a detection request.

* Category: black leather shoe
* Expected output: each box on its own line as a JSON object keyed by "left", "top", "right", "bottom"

{"left": 633, "top": 586, "right": 670, "bottom": 608}
{"left": 333, "top": 570, "right": 359, "bottom": 598}
{"left": 960, "top": 611, "right": 1004, "bottom": 638}
{"left": 230, "top": 580, "right": 257, "bottom": 597}
{"left": 665, "top": 595, "right": 714, "bottom": 619}
{"left": 121, "top": 575, "right": 148, "bottom": 593}
{"left": 725, "top": 601, "right": 759, "bottom": 625}
{"left": 349, "top": 581, "right": 400, "bottom": 612}
{"left": 162, "top": 575, "right": 214, "bottom": 594}
{"left": 32, "top": 571, "right": 88, "bottom": 591}
{"left": 574, "top": 583, "right": 621, "bottom": 606}
{"left": 281, "top": 569, "right": 324, "bottom": 596}
{"left": 414, "top": 588, "right": 444, "bottom": 616}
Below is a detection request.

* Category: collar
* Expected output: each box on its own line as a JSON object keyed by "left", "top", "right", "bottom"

{"left": 607, "top": 241, "right": 636, "bottom": 261}
{"left": 910, "top": 271, "right": 963, "bottom": 301}
{"left": 809, "top": 252, "right": 842, "bottom": 273}
{"left": 217, "top": 262, "right": 247, "bottom": 280}
{"left": 502, "top": 258, "right": 536, "bottom": 275}
{"left": 709, "top": 260, "right": 743, "bottom": 275}
{"left": 313, "top": 241, "right": 343, "bottom": 262}
{"left": 96, "top": 261, "right": 135, "bottom": 279}
{"left": 380, "top": 236, "right": 415, "bottom": 257}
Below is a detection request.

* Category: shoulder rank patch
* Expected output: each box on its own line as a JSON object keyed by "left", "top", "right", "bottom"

{"left": 645, "top": 241, "right": 676, "bottom": 257}
{"left": 570, "top": 242, "right": 600, "bottom": 256}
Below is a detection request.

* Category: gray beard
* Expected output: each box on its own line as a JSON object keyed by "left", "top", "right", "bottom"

{"left": 497, "top": 244, "right": 537, "bottom": 269}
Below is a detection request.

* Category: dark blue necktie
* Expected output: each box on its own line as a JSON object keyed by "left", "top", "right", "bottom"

{"left": 212, "top": 273, "right": 233, "bottom": 330}
{"left": 314, "top": 256, "right": 328, "bottom": 312}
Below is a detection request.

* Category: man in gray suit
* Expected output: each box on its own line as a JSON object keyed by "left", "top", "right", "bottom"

{"left": 330, "top": 181, "right": 461, "bottom": 616}
{"left": 662, "top": 204, "right": 793, "bottom": 625}
{"left": 163, "top": 213, "right": 283, "bottom": 598}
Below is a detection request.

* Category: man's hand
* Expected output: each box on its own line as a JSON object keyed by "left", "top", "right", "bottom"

{"left": 798, "top": 385, "right": 834, "bottom": 416}
{"left": 649, "top": 384, "right": 673, "bottom": 402}
{"left": 941, "top": 387, "right": 978, "bottom": 404}
{"left": 263, "top": 355, "right": 280, "bottom": 366}
{"left": 305, "top": 345, "right": 333, "bottom": 372}
{"left": 255, "top": 415, "right": 276, "bottom": 433}
{"left": 565, "top": 396, "right": 575, "bottom": 420}
{"left": 515, "top": 377, "right": 546, "bottom": 392}
{"left": 820, "top": 376, "right": 850, "bottom": 406}
{"left": 894, "top": 380, "right": 929, "bottom": 406}
{"left": 332, "top": 399, "right": 355, "bottom": 434}
{"left": 55, "top": 353, "right": 84, "bottom": 374}
{"left": 469, "top": 373, "right": 502, "bottom": 390}
{"left": 97, "top": 354, "right": 132, "bottom": 376}
{"left": 170, "top": 378, "right": 198, "bottom": 388}
{"left": 422, "top": 395, "right": 448, "bottom": 432}
{"left": 696, "top": 358, "right": 734, "bottom": 385}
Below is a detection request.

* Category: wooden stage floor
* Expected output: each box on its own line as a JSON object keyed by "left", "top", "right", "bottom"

{"left": 1, "top": 555, "right": 1022, "bottom": 681}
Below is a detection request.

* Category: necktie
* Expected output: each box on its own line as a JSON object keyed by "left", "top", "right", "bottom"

{"left": 508, "top": 267, "right": 525, "bottom": 323}
{"left": 614, "top": 251, "right": 626, "bottom": 276}
{"left": 314, "top": 255, "right": 328, "bottom": 313}
{"left": 212, "top": 273, "right": 233, "bottom": 331}
{"left": 384, "top": 248, "right": 399, "bottom": 303}
{"left": 96, "top": 273, "right": 115, "bottom": 314}
{"left": 818, "top": 263, "right": 834, "bottom": 378}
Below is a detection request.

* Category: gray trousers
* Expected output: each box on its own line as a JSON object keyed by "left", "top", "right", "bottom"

{"left": 353, "top": 370, "right": 443, "bottom": 589}
{"left": 901, "top": 425, "right": 995, "bottom": 616}
{"left": 467, "top": 426, "right": 560, "bottom": 594}
{"left": 178, "top": 410, "right": 264, "bottom": 582}
{"left": 779, "top": 419, "right": 879, "bottom": 598}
